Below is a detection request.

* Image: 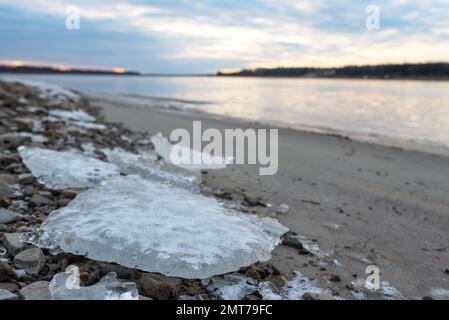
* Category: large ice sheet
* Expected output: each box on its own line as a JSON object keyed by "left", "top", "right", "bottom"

{"left": 28, "top": 175, "right": 288, "bottom": 279}
{"left": 18, "top": 146, "right": 119, "bottom": 189}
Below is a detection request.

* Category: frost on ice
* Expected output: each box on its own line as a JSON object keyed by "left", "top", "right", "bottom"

{"left": 151, "top": 133, "right": 233, "bottom": 171}
{"left": 18, "top": 146, "right": 119, "bottom": 189}
{"left": 28, "top": 175, "right": 288, "bottom": 279}
{"left": 50, "top": 265, "right": 138, "bottom": 300}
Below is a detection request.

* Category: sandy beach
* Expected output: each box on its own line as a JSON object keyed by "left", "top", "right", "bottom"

{"left": 91, "top": 93, "right": 449, "bottom": 299}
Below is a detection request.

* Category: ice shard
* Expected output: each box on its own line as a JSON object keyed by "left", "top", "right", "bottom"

{"left": 151, "top": 133, "right": 233, "bottom": 171}
{"left": 28, "top": 175, "right": 288, "bottom": 279}
{"left": 18, "top": 146, "right": 119, "bottom": 189}
{"left": 49, "top": 266, "right": 138, "bottom": 300}
{"left": 101, "top": 147, "right": 201, "bottom": 188}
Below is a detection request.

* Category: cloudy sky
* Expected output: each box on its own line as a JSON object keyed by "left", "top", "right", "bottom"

{"left": 0, "top": 0, "right": 448, "bottom": 73}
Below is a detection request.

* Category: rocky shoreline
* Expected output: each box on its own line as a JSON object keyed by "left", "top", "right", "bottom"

{"left": 0, "top": 80, "right": 303, "bottom": 300}
{"left": 1, "top": 79, "right": 413, "bottom": 300}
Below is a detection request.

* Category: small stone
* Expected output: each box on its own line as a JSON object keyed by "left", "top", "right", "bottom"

{"left": 19, "top": 281, "right": 51, "bottom": 300}
{"left": 0, "top": 182, "right": 14, "bottom": 198}
{"left": 15, "top": 226, "right": 28, "bottom": 233}
{"left": 61, "top": 189, "right": 79, "bottom": 199}
{"left": 14, "top": 248, "right": 46, "bottom": 275}
{"left": 265, "top": 275, "right": 287, "bottom": 290}
{"left": 244, "top": 268, "right": 262, "bottom": 280}
{"left": 282, "top": 232, "right": 310, "bottom": 254}
{"left": 0, "top": 208, "right": 23, "bottom": 224}
{"left": 302, "top": 292, "right": 336, "bottom": 300}
{"left": 56, "top": 198, "right": 72, "bottom": 207}
{"left": 23, "top": 186, "right": 36, "bottom": 197}
{"left": 0, "top": 282, "right": 18, "bottom": 292}
{"left": 0, "top": 174, "right": 16, "bottom": 185}
{"left": 0, "top": 289, "right": 18, "bottom": 300}
{"left": 30, "top": 194, "right": 54, "bottom": 207}
{"left": 0, "top": 133, "right": 31, "bottom": 149}
{"left": 444, "top": 268, "right": 449, "bottom": 275}
{"left": 17, "top": 173, "right": 34, "bottom": 185}
{"left": 99, "top": 263, "right": 131, "bottom": 279}
{"left": 329, "top": 274, "right": 341, "bottom": 282}
{"left": 137, "top": 273, "right": 182, "bottom": 300}
{"left": 2, "top": 233, "right": 26, "bottom": 255}
{"left": 0, "top": 264, "right": 16, "bottom": 282}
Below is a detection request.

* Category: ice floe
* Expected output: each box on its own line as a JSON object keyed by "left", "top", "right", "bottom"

{"left": 151, "top": 133, "right": 233, "bottom": 171}
{"left": 27, "top": 175, "right": 288, "bottom": 279}
{"left": 48, "top": 109, "right": 106, "bottom": 131}
{"left": 0, "top": 78, "right": 80, "bottom": 103}
{"left": 205, "top": 271, "right": 330, "bottom": 300}
{"left": 18, "top": 146, "right": 119, "bottom": 189}
{"left": 49, "top": 265, "right": 138, "bottom": 300}
{"left": 101, "top": 147, "right": 200, "bottom": 189}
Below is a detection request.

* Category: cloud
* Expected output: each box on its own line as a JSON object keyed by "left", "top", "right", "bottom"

{"left": 0, "top": 0, "right": 448, "bottom": 72}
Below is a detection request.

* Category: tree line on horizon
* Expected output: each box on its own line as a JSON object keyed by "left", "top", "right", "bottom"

{"left": 217, "top": 63, "right": 449, "bottom": 79}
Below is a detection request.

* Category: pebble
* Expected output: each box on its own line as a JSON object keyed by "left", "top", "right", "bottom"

{"left": 0, "top": 288, "right": 18, "bottom": 300}
{"left": 19, "top": 281, "right": 51, "bottom": 300}
{"left": 17, "top": 173, "right": 34, "bottom": 185}
{"left": 302, "top": 292, "right": 336, "bottom": 300}
{"left": 0, "top": 182, "right": 14, "bottom": 198}
{"left": 0, "top": 174, "right": 16, "bottom": 185}
{"left": 137, "top": 273, "right": 182, "bottom": 300}
{"left": 29, "top": 194, "right": 54, "bottom": 207}
{"left": 0, "top": 208, "right": 23, "bottom": 224}
{"left": 2, "top": 233, "right": 26, "bottom": 256}
{"left": 14, "top": 248, "right": 46, "bottom": 275}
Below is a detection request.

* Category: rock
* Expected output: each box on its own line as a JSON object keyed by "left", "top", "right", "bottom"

{"left": 17, "top": 173, "right": 34, "bottom": 185}
{"left": 0, "top": 182, "right": 14, "bottom": 198}
{"left": 0, "top": 282, "right": 19, "bottom": 292}
{"left": 0, "top": 208, "right": 23, "bottom": 224}
{"left": 137, "top": 273, "right": 182, "bottom": 300}
{"left": 14, "top": 248, "right": 46, "bottom": 275}
{"left": 329, "top": 274, "right": 341, "bottom": 282}
{"left": 0, "top": 133, "right": 31, "bottom": 149}
{"left": 0, "top": 264, "right": 16, "bottom": 282}
{"left": 56, "top": 198, "right": 72, "bottom": 207}
{"left": 19, "top": 281, "right": 51, "bottom": 300}
{"left": 0, "top": 155, "right": 17, "bottom": 167}
{"left": 61, "top": 189, "right": 79, "bottom": 199}
{"left": 302, "top": 292, "right": 336, "bottom": 300}
{"left": 23, "top": 186, "right": 36, "bottom": 197}
{"left": 29, "top": 194, "right": 54, "bottom": 207}
{"left": 2, "top": 233, "right": 26, "bottom": 255}
{"left": 282, "top": 232, "right": 310, "bottom": 254}
{"left": 99, "top": 263, "right": 131, "bottom": 279}
{"left": 0, "top": 289, "right": 18, "bottom": 300}
{"left": 0, "top": 174, "right": 16, "bottom": 185}
{"left": 244, "top": 268, "right": 262, "bottom": 280}
{"left": 139, "top": 295, "right": 153, "bottom": 300}
{"left": 265, "top": 275, "right": 287, "bottom": 290}
{"left": 244, "top": 196, "right": 262, "bottom": 207}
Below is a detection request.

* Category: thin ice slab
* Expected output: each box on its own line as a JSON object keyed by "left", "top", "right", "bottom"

{"left": 18, "top": 146, "right": 119, "bottom": 189}
{"left": 28, "top": 175, "right": 288, "bottom": 279}
{"left": 151, "top": 133, "right": 233, "bottom": 171}
{"left": 101, "top": 147, "right": 200, "bottom": 189}
{"left": 50, "top": 266, "right": 138, "bottom": 300}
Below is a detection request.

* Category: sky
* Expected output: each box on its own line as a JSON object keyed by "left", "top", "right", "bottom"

{"left": 0, "top": 0, "right": 448, "bottom": 74}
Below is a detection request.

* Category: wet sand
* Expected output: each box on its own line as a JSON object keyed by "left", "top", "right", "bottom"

{"left": 91, "top": 94, "right": 449, "bottom": 299}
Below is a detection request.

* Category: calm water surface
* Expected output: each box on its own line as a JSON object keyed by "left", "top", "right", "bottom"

{"left": 4, "top": 74, "right": 449, "bottom": 155}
